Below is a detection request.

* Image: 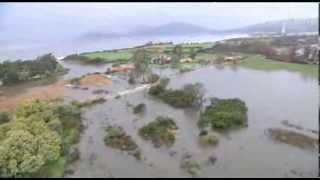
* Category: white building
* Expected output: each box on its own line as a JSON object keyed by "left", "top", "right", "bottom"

{"left": 281, "top": 22, "right": 287, "bottom": 36}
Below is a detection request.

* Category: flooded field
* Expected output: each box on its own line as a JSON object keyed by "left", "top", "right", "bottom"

{"left": 56, "top": 62, "right": 318, "bottom": 178}
{"left": 0, "top": 60, "right": 317, "bottom": 178}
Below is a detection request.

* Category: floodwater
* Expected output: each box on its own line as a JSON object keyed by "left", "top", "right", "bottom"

{"left": 62, "top": 63, "right": 318, "bottom": 178}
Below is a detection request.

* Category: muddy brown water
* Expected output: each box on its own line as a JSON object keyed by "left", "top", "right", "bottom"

{"left": 60, "top": 62, "right": 318, "bottom": 178}
{"left": 1, "top": 61, "right": 317, "bottom": 177}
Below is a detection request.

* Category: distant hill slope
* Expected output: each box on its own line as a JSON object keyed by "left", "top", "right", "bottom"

{"left": 77, "top": 18, "right": 318, "bottom": 41}
{"left": 128, "top": 22, "right": 217, "bottom": 36}
{"left": 77, "top": 22, "right": 218, "bottom": 41}
{"left": 227, "top": 18, "right": 318, "bottom": 34}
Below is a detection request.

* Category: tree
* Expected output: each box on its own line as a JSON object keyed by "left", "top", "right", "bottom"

{"left": 172, "top": 45, "right": 183, "bottom": 66}
{"left": 131, "top": 49, "right": 150, "bottom": 82}
{"left": 0, "top": 100, "right": 82, "bottom": 178}
{"left": 0, "top": 112, "right": 10, "bottom": 125}
{"left": 0, "top": 54, "right": 62, "bottom": 86}
{"left": 0, "top": 119, "right": 61, "bottom": 177}
{"left": 189, "top": 47, "right": 197, "bottom": 59}
{"left": 182, "top": 83, "right": 205, "bottom": 106}
{"left": 0, "top": 100, "right": 63, "bottom": 177}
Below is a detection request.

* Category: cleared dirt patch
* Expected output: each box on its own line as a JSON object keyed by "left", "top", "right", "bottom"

{"left": 79, "top": 74, "right": 112, "bottom": 86}
{"left": 0, "top": 80, "right": 68, "bottom": 111}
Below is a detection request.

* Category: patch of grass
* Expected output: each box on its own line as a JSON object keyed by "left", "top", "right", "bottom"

{"left": 199, "top": 133, "right": 219, "bottom": 146}
{"left": 180, "top": 159, "right": 201, "bottom": 177}
{"left": 240, "top": 55, "right": 318, "bottom": 78}
{"left": 81, "top": 50, "right": 132, "bottom": 62}
{"left": 73, "top": 42, "right": 215, "bottom": 64}
{"left": 138, "top": 116, "right": 178, "bottom": 148}
{"left": 199, "top": 98, "right": 248, "bottom": 130}
{"left": 104, "top": 126, "right": 141, "bottom": 160}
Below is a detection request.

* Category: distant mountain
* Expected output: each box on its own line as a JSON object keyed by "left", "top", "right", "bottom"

{"left": 128, "top": 22, "right": 217, "bottom": 36}
{"left": 227, "top": 18, "right": 318, "bottom": 34}
{"left": 77, "top": 22, "right": 218, "bottom": 41}
{"left": 77, "top": 32, "right": 122, "bottom": 41}
{"left": 77, "top": 18, "right": 318, "bottom": 41}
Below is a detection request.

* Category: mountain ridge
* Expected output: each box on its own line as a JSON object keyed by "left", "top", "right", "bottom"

{"left": 77, "top": 18, "right": 318, "bottom": 41}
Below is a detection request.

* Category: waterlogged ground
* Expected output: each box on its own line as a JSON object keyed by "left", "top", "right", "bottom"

{"left": 61, "top": 62, "right": 318, "bottom": 178}
{"left": 0, "top": 59, "right": 317, "bottom": 177}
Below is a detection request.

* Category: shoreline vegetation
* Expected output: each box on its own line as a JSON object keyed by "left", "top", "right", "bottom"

{"left": 0, "top": 54, "right": 67, "bottom": 87}
{"left": 61, "top": 35, "right": 318, "bottom": 78}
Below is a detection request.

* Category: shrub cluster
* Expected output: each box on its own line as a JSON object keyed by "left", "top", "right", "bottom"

{"left": 138, "top": 116, "right": 178, "bottom": 148}
{"left": 149, "top": 78, "right": 204, "bottom": 108}
{"left": 198, "top": 98, "right": 248, "bottom": 130}
{"left": 0, "top": 100, "right": 82, "bottom": 177}
{"left": 0, "top": 54, "right": 65, "bottom": 86}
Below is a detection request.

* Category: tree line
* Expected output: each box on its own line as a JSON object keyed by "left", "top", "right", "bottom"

{"left": 0, "top": 54, "right": 65, "bottom": 86}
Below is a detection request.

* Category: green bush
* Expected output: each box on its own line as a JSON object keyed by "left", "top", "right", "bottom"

{"left": 199, "top": 98, "right": 248, "bottom": 130}
{"left": 104, "top": 126, "right": 141, "bottom": 160}
{"left": 133, "top": 103, "right": 146, "bottom": 114}
{"left": 149, "top": 79, "right": 204, "bottom": 108}
{"left": 180, "top": 159, "right": 201, "bottom": 177}
{"left": 104, "top": 126, "right": 138, "bottom": 151}
{"left": 199, "top": 133, "right": 219, "bottom": 146}
{"left": 71, "top": 98, "right": 106, "bottom": 108}
{"left": 159, "top": 89, "right": 197, "bottom": 108}
{"left": 0, "top": 54, "right": 64, "bottom": 86}
{"left": 0, "top": 112, "right": 10, "bottom": 125}
{"left": 145, "top": 74, "right": 160, "bottom": 84}
{"left": 0, "top": 100, "right": 83, "bottom": 178}
{"left": 138, "top": 116, "right": 178, "bottom": 147}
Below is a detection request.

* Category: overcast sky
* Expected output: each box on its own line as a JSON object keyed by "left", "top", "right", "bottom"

{"left": 0, "top": 3, "right": 318, "bottom": 42}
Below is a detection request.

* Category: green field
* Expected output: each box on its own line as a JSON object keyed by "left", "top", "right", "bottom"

{"left": 240, "top": 55, "right": 318, "bottom": 78}
{"left": 78, "top": 42, "right": 215, "bottom": 63}
{"left": 70, "top": 41, "right": 318, "bottom": 79}
{"left": 81, "top": 50, "right": 133, "bottom": 62}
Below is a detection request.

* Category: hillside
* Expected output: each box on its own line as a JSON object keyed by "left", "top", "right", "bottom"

{"left": 227, "top": 18, "right": 318, "bottom": 34}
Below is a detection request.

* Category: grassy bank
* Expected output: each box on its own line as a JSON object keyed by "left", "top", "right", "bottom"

{"left": 240, "top": 55, "right": 318, "bottom": 78}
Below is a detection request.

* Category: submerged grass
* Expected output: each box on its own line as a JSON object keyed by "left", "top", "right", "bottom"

{"left": 268, "top": 128, "right": 318, "bottom": 152}
{"left": 240, "top": 55, "right": 318, "bottom": 78}
{"left": 71, "top": 98, "right": 106, "bottom": 108}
